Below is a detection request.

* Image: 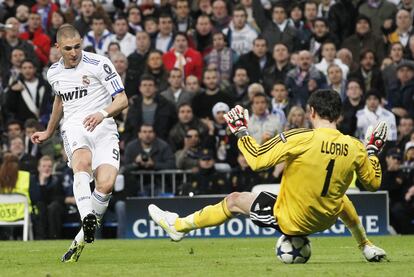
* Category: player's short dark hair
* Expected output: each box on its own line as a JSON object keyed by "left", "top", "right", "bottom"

{"left": 307, "top": 89, "right": 341, "bottom": 122}
{"left": 56, "top": 24, "right": 80, "bottom": 43}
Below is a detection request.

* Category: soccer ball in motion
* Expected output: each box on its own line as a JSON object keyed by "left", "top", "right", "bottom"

{"left": 275, "top": 235, "right": 312, "bottom": 264}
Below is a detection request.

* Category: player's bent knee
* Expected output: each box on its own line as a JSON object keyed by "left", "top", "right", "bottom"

{"left": 225, "top": 192, "right": 243, "bottom": 211}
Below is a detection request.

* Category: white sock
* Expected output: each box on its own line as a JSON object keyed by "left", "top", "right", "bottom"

{"left": 73, "top": 172, "right": 93, "bottom": 220}
{"left": 91, "top": 189, "right": 111, "bottom": 221}
{"left": 75, "top": 229, "right": 84, "bottom": 243}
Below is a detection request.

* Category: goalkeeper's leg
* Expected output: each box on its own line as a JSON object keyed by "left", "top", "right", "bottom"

{"left": 148, "top": 192, "right": 256, "bottom": 241}
{"left": 339, "top": 195, "right": 387, "bottom": 262}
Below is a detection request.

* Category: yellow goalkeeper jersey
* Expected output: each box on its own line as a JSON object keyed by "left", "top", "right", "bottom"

{"left": 238, "top": 128, "right": 382, "bottom": 235}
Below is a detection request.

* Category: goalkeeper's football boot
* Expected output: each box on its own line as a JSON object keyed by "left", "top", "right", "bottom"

{"left": 61, "top": 240, "right": 85, "bottom": 263}
{"left": 83, "top": 213, "right": 98, "bottom": 243}
{"left": 362, "top": 244, "right": 388, "bottom": 262}
{"left": 148, "top": 204, "right": 185, "bottom": 241}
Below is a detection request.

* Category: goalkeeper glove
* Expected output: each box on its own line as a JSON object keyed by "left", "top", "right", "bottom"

{"left": 223, "top": 105, "right": 250, "bottom": 138}
{"left": 365, "top": 121, "right": 388, "bottom": 156}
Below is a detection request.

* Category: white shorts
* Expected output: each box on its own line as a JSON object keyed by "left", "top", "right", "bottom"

{"left": 61, "top": 118, "right": 120, "bottom": 171}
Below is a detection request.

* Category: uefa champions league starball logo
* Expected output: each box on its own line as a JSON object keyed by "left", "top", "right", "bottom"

{"left": 82, "top": 75, "right": 90, "bottom": 86}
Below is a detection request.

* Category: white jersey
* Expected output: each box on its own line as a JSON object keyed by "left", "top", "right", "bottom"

{"left": 47, "top": 51, "right": 124, "bottom": 124}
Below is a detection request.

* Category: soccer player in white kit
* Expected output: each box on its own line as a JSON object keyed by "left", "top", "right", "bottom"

{"left": 31, "top": 24, "right": 128, "bottom": 262}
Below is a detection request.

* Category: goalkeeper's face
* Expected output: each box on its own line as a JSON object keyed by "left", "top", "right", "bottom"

{"left": 58, "top": 36, "right": 82, "bottom": 68}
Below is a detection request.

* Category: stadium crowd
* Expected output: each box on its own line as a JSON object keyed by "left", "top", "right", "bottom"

{"left": 0, "top": 0, "right": 414, "bottom": 239}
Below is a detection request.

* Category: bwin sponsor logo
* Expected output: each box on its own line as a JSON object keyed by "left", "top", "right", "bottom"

{"left": 60, "top": 87, "right": 88, "bottom": 101}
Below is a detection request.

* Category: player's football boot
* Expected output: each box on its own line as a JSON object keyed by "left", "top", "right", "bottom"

{"left": 148, "top": 204, "right": 185, "bottom": 242}
{"left": 83, "top": 213, "right": 98, "bottom": 243}
{"left": 362, "top": 244, "right": 388, "bottom": 262}
{"left": 61, "top": 240, "right": 85, "bottom": 263}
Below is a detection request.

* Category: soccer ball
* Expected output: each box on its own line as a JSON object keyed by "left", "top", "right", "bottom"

{"left": 275, "top": 235, "right": 311, "bottom": 264}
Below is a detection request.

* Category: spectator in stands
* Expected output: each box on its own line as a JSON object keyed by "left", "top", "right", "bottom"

{"left": 253, "top": 3, "right": 299, "bottom": 52}
{"left": 203, "top": 102, "right": 238, "bottom": 168}
{"left": 127, "top": 5, "right": 143, "bottom": 34}
{"left": 387, "top": 60, "right": 414, "bottom": 119}
{"left": 144, "top": 50, "right": 169, "bottom": 92}
{"left": 317, "top": 0, "right": 335, "bottom": 18}
{"left": 5, "top": 59, "right": 52, "bottom": 126}
{"left": 386, "top": 9, "right": 414, "bottom": 54}
{"left": 349, "top": 49, "right": 385, "bottom": 99}
{"left": 236, "top": 37, "right": 273, "bottom": 84}
{"left": 5, "top": 119, "right": 23, "bottom": 142}
{"left": 194, "top": 0, "right": 213, "bottom": 18}
{"left": 111, "top": 16, "right": 136, "bottom": 57}
{"left": 125, "top": 75, "right": 177, "bottom": 143}
{"left": 9, "top": 136, "right": 37, "bottom": 174}
{"left": 230, "top": 153, "right": 274, "bottom": 192}
{"left": 143, "top": 17, "right": 159, "bottom": 40}
{"left": 358, "top": 0, "right": 397, "bottom": 37}
{"left": 337, "top": 48, "right": 358, "bottom": 73}
{"left": 19, "top": 12, "right": 51, "bottom": 66}
{"left": 168, "top": 103, "right": 208, "bottom": 151}
{"left": 0, "top": 17, "right": 38, "bottom": 71}
{"left": 263, "top": 42, "right": 293, "bottom": 93}
{"left": 126, "top": 31, "right": 151, "bottom": 98}
{"left": 248, "top": 92, "right": 283, "bottom": 144}
{"left": 175, "top": 128, "right": 202, "bottom": 170}
{"left": 161, "top": 68, "right": 194, "bottom": 108}
{"left": 163, "top": 32, "right": 204, "bottom": 81}
{"left": 111, "top": 52, "right": 130, "bottom": 92}
{"left": 338, "top": 79, "right": 365, "bottom": 136}
{"left": 269, "top": 81, "right": 291, "bottom": 128}
{"left": 328, "top": 0, "right": 357, "bottom": 44}
{"left": 383, "top": 42, "right": 406, "bottom": 90}
{"left": 0, "top": 153, "right": 30, "bottom": 240}
{"left": 73, "top": 0, "right": 96, "bottom": 37}
{"left": 189, "top": 15, "right": 213, "bottom": 57}
{"left": 307, "top": 18, "right": 338, "bottom": 61}
{"left": 24, "top": 118, "right": 55, "bottom": 160}
{"left": 47, "top": 10, "right": 66, "bottom": 45}
{"left": 185, "top": 75, "right": 202, "bottom": 94}
{"left": 222, "top": 5, "right": 258, "bottom": 56}
{"left": 327, "top": 64, "right": 347, "bottom": 101}
{"left": 285, "top": 50, "right": 327, "bottom": 107}
{"left": 228, "top": 67, "right": 249, "bottom": 107}
{"left": 181, "top": 148, "right": 230, "bottom": 195}
{"left": 2, "top": 48, "right": 25, "bottom": 92}
{"left": 316, "top": 41, "right": 349, "bottom": 78}
{"left": 211, "top": 0, "right": 231, "bottom": 32}
{"left": 396, "top": 117, "right": 414, "bottom": 151}
{"left": 380, "top": 147, "right": 412, "bottom": 234}
{"left": 285, "top": 105, "right": 308, "bottom": 131}
{"left": 31, "top": 0, "right": 59, "bottom": 31}
{"left": 154, "top": 13, "right": 175, "bottom": 53}
{"left": 355, "top": 90, "right": 397, "bottom": 142}
{"left": 175, "top": 0, "right": 194, "bottom": 33}
{"left": 204, "top": 32, "right": 238, "bottom": 86}
{"left": 124, "top": 124, "right": 176, "bottom": 195}
{"left": 192, "top": 69, "right": 234, "bottom": 119}
{"left": 29, "top": 155, "right": 64, "bottom": 239}
{"left": 240, "top": 0, "right": 261, "bottom": 32}
{"left": 83, "top": 13, "right": 113, "bottom": 56}
{"left": 15, "top": 4, "right": 29, "bottom": 33}
{"left": 342, "top": 14, "right": 385, "bottom": 64}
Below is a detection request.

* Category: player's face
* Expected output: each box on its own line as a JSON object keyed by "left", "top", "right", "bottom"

{"left": 57, "top": 36, "right": 82, "bottom": 68}
{"left": 178, "top": 105, "right": 193, "bottom": 123}
{"left": 21, "top": 62, "right": 36, "bottom": 81}
{"left": 233, "top": 11, "right": 246, "bottom": 29}
{"left": 252, "top": 96, "right": 268, "bottom": 116}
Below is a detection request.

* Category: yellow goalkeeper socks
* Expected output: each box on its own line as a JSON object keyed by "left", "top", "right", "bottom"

{"left": 348, "top": 223, "right": 372, "bottom": 249}
{"left": 174, "top": 200, "right": 233, "bottom": 232}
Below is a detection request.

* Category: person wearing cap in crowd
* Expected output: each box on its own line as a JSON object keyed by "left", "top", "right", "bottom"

{"left": 248, "top": 92, "right": 283, "bottom": 144}
{"left": 341, "top": 14, "right": 385, "bottom": 64}
{"left": 387, "top": 60, "right": 414, "bottom": 118}
{"left": 356, "top": 89, "right": 397, "bottom": 143}
{"left": 203, "top": 102, "right": 239, "bottom": 168}
{"left": 180, "top": 148, "right": 230, "bottom": 195}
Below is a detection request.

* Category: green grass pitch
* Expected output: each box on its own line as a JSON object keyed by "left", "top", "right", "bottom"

{"left": 1, "top": 236, "right": 413, "bottom": 277}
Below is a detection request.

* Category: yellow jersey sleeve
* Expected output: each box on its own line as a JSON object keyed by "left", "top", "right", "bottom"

{"left": 237, "top": 128, "right": 314, "bottom": 171}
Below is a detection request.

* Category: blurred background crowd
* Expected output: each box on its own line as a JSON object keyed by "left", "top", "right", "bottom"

{"left": 0, "top": 0, "right": 414, "bottom": 239}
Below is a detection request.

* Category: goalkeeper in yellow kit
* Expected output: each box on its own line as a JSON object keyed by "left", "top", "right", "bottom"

{"left": 149, "top": 89, "right": 388, "bottom": 262}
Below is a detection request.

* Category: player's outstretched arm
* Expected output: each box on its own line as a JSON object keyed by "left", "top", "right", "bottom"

{"left": 83, "top": 91, "right": 128, "bottom": 132}
{"left": 31, "top": 95, "right": 63, "bottom": 144}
